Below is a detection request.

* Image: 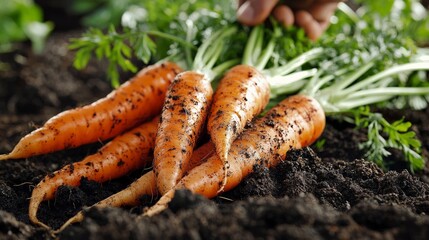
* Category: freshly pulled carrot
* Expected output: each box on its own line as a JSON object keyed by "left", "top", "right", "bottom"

{"left": 207, "top": 64, "right": 270, "bottom": 191}
{"left": 144, "top": 95, "right": 325, "bottom": 216}
{"left": 152, "top": 26, "right": 238, "bottom": 195}
{"left": 153, "top": 71, "right": 213, "bottom": 194}
{"left": 55, "top": 142, "right": 215, "bottom": 233}
{"left": 0, "top": 62, "right": 182, "bottom": 161}
{"left": 28, "top": 116, "right": 160, "bottom": 230}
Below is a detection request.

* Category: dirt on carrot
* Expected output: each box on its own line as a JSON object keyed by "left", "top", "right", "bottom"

{"left": 207, "top": 64, "right": 270, "bottom": 191}
{"left": 153, "top": 71, "right": 214, "bottom": 195}
{"left": 28, "top": 116, "right": 160, "bottom": 230}
{"left": 0, "top": 62, "right": 182, "bottom": 161}
{"left": 56, "top": 141, "right": 215, "bottom": 233}
{"left": 145, "top": 94, "right": 325, "bottom": 216}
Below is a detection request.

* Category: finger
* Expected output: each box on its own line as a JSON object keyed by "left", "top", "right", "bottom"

{"left": 295, "top": 10, "right": 323, "bottom": 41}
{"left": 318, "top": 20, "right": 331, "bottom": 31}
{"left": 282, "top": 0, "right": 314, "bottom": 9}
{"left": 237, "top": 0, "right": 280, "bottom": 26}
{"left": 273, "top": 5, "right": 294, "bottom": 27}
{"left": 307, "top": 2, "right": 339, "bottom": 23}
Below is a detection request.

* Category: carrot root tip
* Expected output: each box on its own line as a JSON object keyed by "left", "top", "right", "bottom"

{"left": 31, "top": 217, "right": 52, "bottom": 232}
{"left": 55, "top": 211, "right": 85, "bottom": 234}
{"left": 0, "top": 154, "right": 10, "bottom": 161}
{"left": 143, "top": 202, "right": 168, "bottom": 217}
{"left": 142, "top": 190, "right": 175, "bottom": 217}
{"left": 217, "top": 162, "right": 229, "bottom": 194}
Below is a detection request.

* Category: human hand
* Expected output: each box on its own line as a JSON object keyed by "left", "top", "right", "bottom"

{"left": 237, "top": 0, "right": 342, "bottom": 40}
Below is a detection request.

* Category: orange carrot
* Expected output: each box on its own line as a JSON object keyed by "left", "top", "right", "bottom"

{"left": 0, "top": 62, "right": 182, "bottom": 161}
{"left": 94, "top": 141, "right": 214, "bottom": 207}
{"left": 207, "top": 64, "right": 270, "bottom": 191}
{"left": 55, "top": 142, "right": 215, "bottom": 233}
{"left": 144, "top": 95, "right": 326, "bottom": 216}
{"left": 28, "top": 116, "right": 160, "bottom": 230}
{"left": 153, "top": 71, "right": 213, "bottom": 194}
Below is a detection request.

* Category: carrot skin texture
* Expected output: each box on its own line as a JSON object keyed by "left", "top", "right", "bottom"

{"left": 207, "top": 64, "right": 270, "bottom": 192}
{"left": 144, "top": 95, "right": 326, "bottom": 216}
{"left": 87, "top": 142, "right": 215, "bottom": 207}
{"left": 56, "top": 141, "right": 215, "bottom": 233}
{"left": 0, "top": 62, "right": 182, "bottom": 160}
{"left": 153, "top": 71, "right": 213, "bottom": 194}
{"left": 208, "top": 64, "right": 270, "bottom": 162}
{"left": 28, "top": 116, "right": 160, "bottom": 229}
{"left": 95, "top": 141, "right": 214, "bottom": 208}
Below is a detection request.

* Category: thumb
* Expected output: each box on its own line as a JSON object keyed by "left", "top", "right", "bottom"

{"left": 237, "top": 0, "right": 279, "bottom": 26}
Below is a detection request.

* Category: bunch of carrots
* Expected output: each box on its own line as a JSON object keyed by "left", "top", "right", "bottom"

{"left": 0, "top": 22, "right": 327, "bottom": 233}
{"left": 1, "top": 1, "right": 429, "bottom": 235}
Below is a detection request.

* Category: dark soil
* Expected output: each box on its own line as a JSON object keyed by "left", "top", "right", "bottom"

{"left": 1, "top": 31, "right": 429, "bottom": 240}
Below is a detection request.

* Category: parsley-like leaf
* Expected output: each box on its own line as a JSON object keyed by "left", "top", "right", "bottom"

{"left": 69, "top": 26, "right": 148, "bottom": 87}
{"left": 353, "top": 107, "right": 424, "bottom": 172}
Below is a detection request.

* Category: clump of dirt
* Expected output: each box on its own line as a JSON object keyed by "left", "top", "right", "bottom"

{"left": 1, "top": 30, "right": 429, "bottom": 240}
{"left": 0, "top": 31, "right": 110, "bottom": 116}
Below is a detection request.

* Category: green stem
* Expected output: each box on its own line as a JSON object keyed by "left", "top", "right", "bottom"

{"left": 345, "top": 87, "right": 429, "bottom": 100}
{"left": 211, "top": 59, "right": 241, "bottom": 77}
{"left": 147, "top": 30, "right": 196, "bottom": 49}
{"left": 270, "top": 69, "right": 318, "bottom": 97}
{"left": 255, "top": 37, "right": 276, "bottom": 71}
{"left": 329, "top": 61, "right": 375, "bottom": 91}
{"left": 253, "top": 27, "right": 264, "bottom": 65}
{"left": 243, "top": 26, "right": 262, "bottom": 66}
{"left": 332, "top": 95, "right": 394, "bottom": 112}
{"left": 205, "top": 42, "right": 224, "bottom": 71}
{"left": 192, "top": 26, "right": 237, "bottom": 80}
{"left": 185, "top": 21, "right": 195, "bottom": 70}
{"left": 269, "top": 69, "right": 317, "bottom": 88}
{"left": 339, "top": 62, "right": 429, "bottom": 96}
{"left": 337, "top": 2, "right": 360, "bottom": 24}
{"left": 263, "top": 48, "right": 323, "bottom": 77}
{"left": 302, "top": 67, "right": 349, "bottom": 97}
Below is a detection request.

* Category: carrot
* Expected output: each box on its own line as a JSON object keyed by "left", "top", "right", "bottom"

{"left": 206, "top": 26, "right": 280, "bottom": 193}
{"left": 55, "top": 142, "right": 215, "bottom": 233}
{"left": 207, "top": 64, "right": 270, "bottom": 192}
{"left": 153, "top": 71, "right": 213, "bottom": 194}
{"left": 144, "top": 94, "right": 326, "bottom": 216}
{"left": 28, "top": 116, "right": 160, "bottom": 230}
{"left": 0, "top": 62, "right": 182, "bottom": 161}
{"left": 94, "top": 141, "right": 214, "bottom": 207}
{"left": 152, "top": 26, "right": 239, "bottom": 195}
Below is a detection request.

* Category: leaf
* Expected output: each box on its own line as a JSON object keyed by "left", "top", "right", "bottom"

{"left": 0, "top": 0, "right": 49, "bottom": 53}
{"left": 73, "top": 48, "right": 92, "bottom": 70}
{"left": 353, "top": 109, "right": 425, "bottom": 171}
{"left": 391, "top": 119, "right": 412, "bottom": 132}
{"left": 353, "top": 0, "right": 395, "bottom": 16}
{"left": 108, "top": 63, "right": 120, "bottom": 88}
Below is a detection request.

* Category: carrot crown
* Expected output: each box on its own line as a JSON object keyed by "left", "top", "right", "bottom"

{"left": 190, "top": 26, "right": 240, "bottom": 82}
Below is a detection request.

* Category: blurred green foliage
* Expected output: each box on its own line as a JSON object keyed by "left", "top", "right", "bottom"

{"left": 353, "top": 0, "right": 429, "bottom": 45}
{"left": 0, "top": 0, "right": 53, "bottom": 54}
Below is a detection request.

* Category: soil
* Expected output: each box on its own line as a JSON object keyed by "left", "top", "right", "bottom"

{"left": 2, "top": 30, "right": 429, "bottom": 240}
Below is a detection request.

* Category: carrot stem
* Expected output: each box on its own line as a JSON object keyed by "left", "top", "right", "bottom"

{"left": 326, "top": 61, "right": 375, "bottom": 92}
{"left": 242, "top": 26, "right": 262, "bottom": 66}
{"left": 192, "top": 26, "right": 237, "bottom": 80}
{"left": 338, "top": 62, "right": 429, "bottom": 97}
{"left": 255, "top": 37, "right": 276, "bottom": 71}
{"left": 263, "top": 47, "right": 323, "bottom": 77}
{"left": 270, "top": 69, "right": 318, "bottom": 97}
{"left": 211, "top": 58, "right": 241, "bottom": 78}
{"left": 146, "top": 30, "right": 196, "bottom": 50}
